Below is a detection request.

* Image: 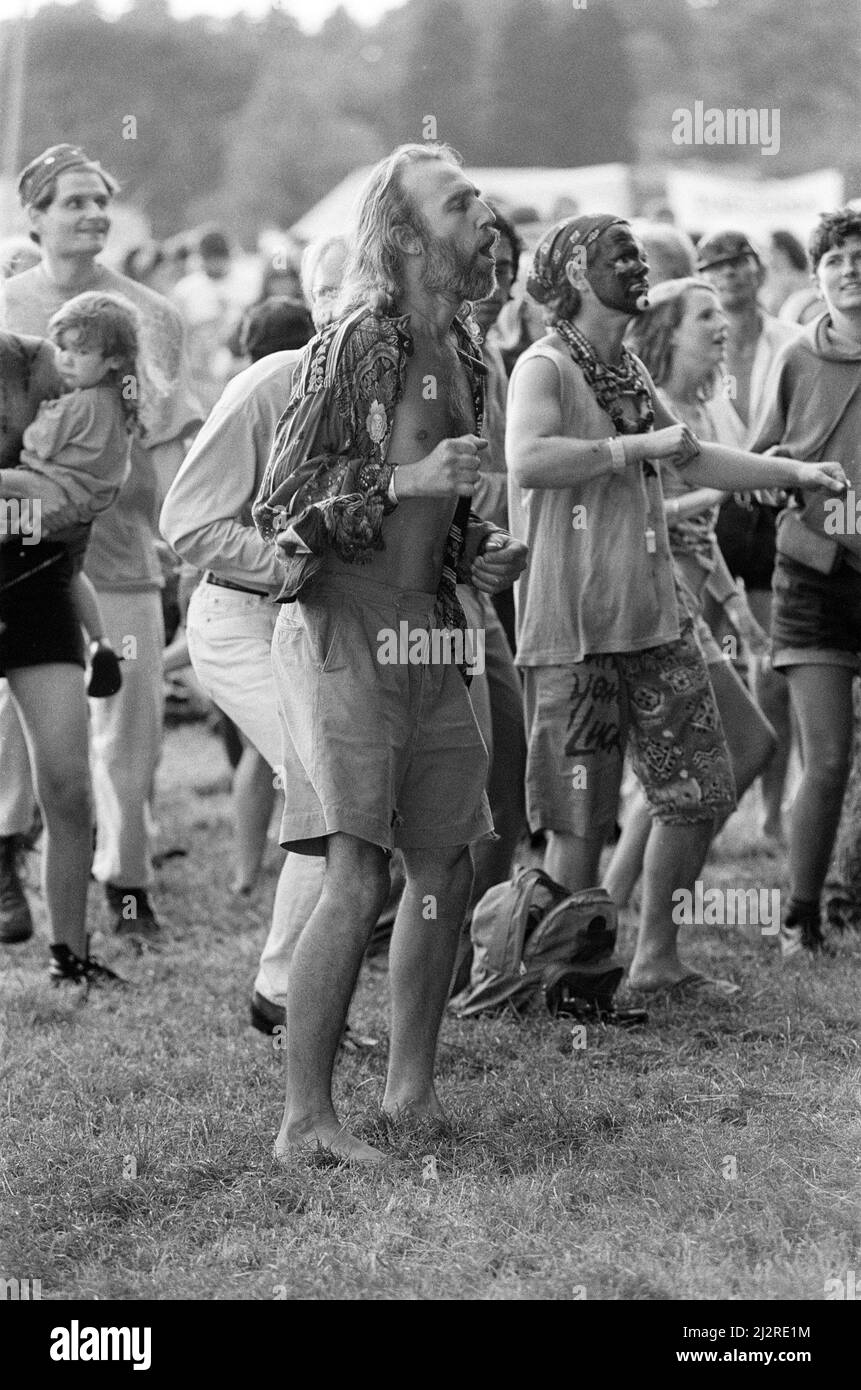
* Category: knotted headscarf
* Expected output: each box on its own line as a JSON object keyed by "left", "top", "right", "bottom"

{"left": 527, "top": 214, "right": 625, "bottom": 304}
{"left": 18, "top": 145, "right": 118, "bottom": 208}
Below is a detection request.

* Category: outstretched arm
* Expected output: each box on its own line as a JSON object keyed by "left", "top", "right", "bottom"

{"left": 651, "top": 390, "right": 848, "bottom": 497}
{"left": 506, "top": 355, "right": 699, "bottom": 489}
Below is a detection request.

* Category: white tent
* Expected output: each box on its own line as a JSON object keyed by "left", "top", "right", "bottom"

{"left": 290, "top": 163, "right": 632, "bottom": 243}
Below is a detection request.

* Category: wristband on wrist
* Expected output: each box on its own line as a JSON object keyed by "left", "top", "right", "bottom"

{"left": 607, "top": 436, "right": 626, "bottom": 473}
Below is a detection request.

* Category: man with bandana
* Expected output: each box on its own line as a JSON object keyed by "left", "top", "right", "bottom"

{"left": 506, "top": 214, "right": 847, "bottom": 998}
{"left": 0, "top": 145, "right": 201, "bottom": 942}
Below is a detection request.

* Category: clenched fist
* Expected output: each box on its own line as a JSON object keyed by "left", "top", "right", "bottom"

{"left": 396, "top": 435, "right": 489, "bottom": 499}
{"left": 644, "top": 424, "right": 700, "bottom": 464}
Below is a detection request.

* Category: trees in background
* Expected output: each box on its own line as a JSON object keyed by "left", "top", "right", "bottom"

{"left": 1, "top": 0, "right": 856, "bottom": 242}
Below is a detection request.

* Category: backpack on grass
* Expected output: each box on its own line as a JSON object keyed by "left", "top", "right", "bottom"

{"left": 449, "top": 868, "right": 625, "bottom": 1019}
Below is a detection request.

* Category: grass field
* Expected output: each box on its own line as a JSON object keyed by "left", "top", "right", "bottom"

{"left": 1, "top": 722, "right": 859, "bottom": 1301}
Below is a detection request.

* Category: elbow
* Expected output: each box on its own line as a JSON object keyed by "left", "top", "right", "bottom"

{"left": 509, "top": 445, "right": 539, "bottom": 488}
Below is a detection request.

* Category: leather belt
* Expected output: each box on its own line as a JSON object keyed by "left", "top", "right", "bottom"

{"left": 203, "top": 571, "right": 269, "bottom": 598}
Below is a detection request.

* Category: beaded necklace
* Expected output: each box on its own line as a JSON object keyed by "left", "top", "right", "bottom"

{"left": 554, "top": 318, "right": 654, "bottom": 435}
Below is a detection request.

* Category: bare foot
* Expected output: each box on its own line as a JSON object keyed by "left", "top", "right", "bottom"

{"left": 626, "top": 969, "right": 739, "bottom": 999}
{"left": 274, "top": 1118, "right": 386, "bottom": 1166}
{"left": 381, "top": 1088, "right": 448, "bottom": 1124}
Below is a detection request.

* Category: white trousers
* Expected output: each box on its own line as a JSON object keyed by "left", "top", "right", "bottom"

{"left": 90, "top": 590, "right": 164, "bottom": 888}
{"left": 186, "top": 580, "right": 324, "bottom": 1005}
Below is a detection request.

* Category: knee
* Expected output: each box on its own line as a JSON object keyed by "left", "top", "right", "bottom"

{"left": 747, "top": 724, "right": 778, "bottom": 780}
{"left": 324, "top": 842, "right": 390, "bottom": 923}
{"left": 37, "top": 764, "right": 92, "bottom": 826}
{"left": 407, "top": 844, "right": 474, "bottom": 903}
{"left": 804, "top": 746, "right": 850, "bottom": 792}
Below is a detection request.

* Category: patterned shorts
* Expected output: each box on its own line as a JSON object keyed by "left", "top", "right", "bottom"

{"left": 523, "top": 614, "right": 737, "bottom": 834}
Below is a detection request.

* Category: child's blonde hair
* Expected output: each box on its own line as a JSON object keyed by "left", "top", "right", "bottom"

{"left": 47, "top": 291, "right": 142, "bottom": 435}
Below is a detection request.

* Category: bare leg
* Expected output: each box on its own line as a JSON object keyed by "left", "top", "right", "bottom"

{"left": 603, "top": 791, "right": 651, "bottom": 909}
{"left": 6, "top": 664, "right": 92, "bottom": 957}
{"left": 627, "top": 818, "right": 715, "bottom": 989}
{"left": 785, "top": 664, "right": 854, "bottom": 902}
{"left": 710, "top": 657, "right": 776, "bottom": 797}
{"left": 70, "top": 572, "right": 107, "bottom": 644}
{"left": 231, "top": 745, "right": 275, "bottom": 893}
{"left": 274, "top": 833, "right": 390, "bottom": 1165}
{"left": 544, "top": 827, "right": 610, "bottom": 893}
{"left": 383, "top": 844, "right": 473, "bottom": 1119}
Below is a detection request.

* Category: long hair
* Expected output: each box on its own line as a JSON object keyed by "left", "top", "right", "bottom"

{"left": 300, "top": 234, "right": 348, "bottom": 307}
{"left": 626, "top": 276, "right": 723, "bottom": 398}
{"left": 47, "top": 290, "right": 142, "bottom": 435}
{"left": 338, "top": 142, "right": 464, "bottom": 317}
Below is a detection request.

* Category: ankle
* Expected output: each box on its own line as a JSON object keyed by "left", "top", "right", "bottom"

{"left": 785, "top": 896, "right": 820, "bottom": 925}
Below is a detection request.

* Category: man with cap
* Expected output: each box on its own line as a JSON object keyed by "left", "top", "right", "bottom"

{"left": 505, "top": 213, "right": 847, "bottom": 998}
{"left": 0, "top": 144, "right": 202, "bottom": 944}
{"left": 697, "top": 228, "right": 803, "bottom": 846}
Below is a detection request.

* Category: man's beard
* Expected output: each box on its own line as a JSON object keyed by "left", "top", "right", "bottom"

{"left": 420, "top": 229, "right": 496, "bottom": 304}
{"left": 313, "top": 303, "right": 340, "bottom": 331}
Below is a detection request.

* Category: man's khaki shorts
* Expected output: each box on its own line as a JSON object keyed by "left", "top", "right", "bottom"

{"left": 523, "top": 613, "right": 737, "bottom": 836}
{"left": 271, "top": 572, "right": 494, "bottom": 856}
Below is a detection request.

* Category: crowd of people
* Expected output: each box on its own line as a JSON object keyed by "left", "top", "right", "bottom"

{"left": 1, "top": 140, "right": 858, "bottom": 1164}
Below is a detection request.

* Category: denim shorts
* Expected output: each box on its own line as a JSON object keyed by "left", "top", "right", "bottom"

{"left": 523, "top": 611, "right": 737, "bottom": 834}
{"left": 271, "top": 571, "right": 493, "bottom": 855}
{"left": 771, "top": 551, "right": 861, "bottom": 672}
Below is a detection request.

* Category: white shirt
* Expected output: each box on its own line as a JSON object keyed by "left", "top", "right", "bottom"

{"left": 160, "top": 351, "right": 301, "bottom": 592}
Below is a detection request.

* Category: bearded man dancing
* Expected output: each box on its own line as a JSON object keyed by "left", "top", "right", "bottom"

{"left": 253, "top": 143, "right": 527, "bottom": 1164}
{"left": 505, "top": 215, "right": 847, "bottom": 999}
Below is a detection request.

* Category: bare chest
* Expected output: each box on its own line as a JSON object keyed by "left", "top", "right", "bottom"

{"left": 387, "top": 339, "right": 476, "bottom": 465}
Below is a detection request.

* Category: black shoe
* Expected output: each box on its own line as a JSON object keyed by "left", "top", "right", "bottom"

{"left": 0, "top": 835, "right": 33, "bottom": 944}
{"left": 778, "top": 906, "right": 836, "bottom": 959}
{"left": 49, "top": 940, "right": 127, "bottom": 988}
{"left": 250, "top": 989, "right": 284, "bottom": 1035}
{"left": 248, "top": 992, "right": 377, "bottom": 1050}
{"left": 104, "top": 884, "right": 162, "bottom": 940}
{"left": 87, "top": 642, "right": 123, "bottom": 699}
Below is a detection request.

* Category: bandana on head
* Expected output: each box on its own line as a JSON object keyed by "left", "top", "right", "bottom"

{"left": 527, "top": 214, "right": 625, "bottom": 304}
{"left": 17, "top": 144, "right": 117, "bottom": 209}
